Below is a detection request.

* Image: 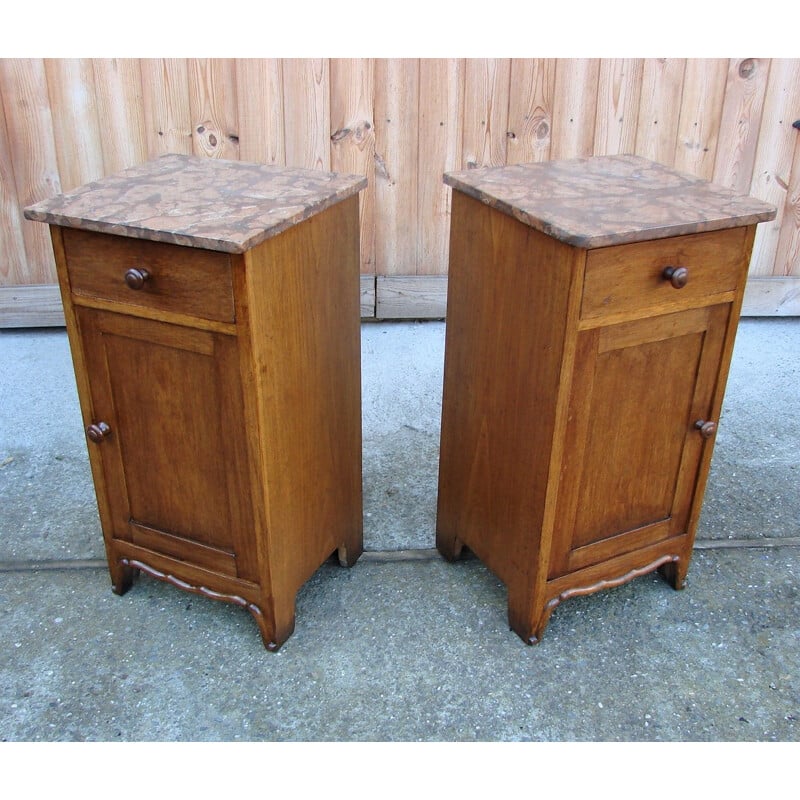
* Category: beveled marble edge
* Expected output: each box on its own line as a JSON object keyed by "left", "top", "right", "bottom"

{"left": 23, "top": 184, "right": 367, "bottom": 254}
{"left": 445, "top": 180, "right": 776, "bottom": 249}
{"left": 444, "top": 156, "right": 777, "bottom": 249}
{"left": 23, "top": 155, "right": 368, "bottom": 254}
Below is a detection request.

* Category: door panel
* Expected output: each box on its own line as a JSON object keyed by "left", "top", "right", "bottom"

{"left": 549, "top": 304, "right": 729, "bottom": 578}
{"left": 76, "top": 307, "right": 258, "bottom": 581}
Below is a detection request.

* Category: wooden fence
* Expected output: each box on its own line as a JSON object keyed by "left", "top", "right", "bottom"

{"left": 1, "top": 57, "right": 799, "bottom": 325}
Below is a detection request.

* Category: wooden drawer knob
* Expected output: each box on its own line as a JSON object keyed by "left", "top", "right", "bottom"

{"left": 662, "top": 266, "right": 689, "bottom": 289}
{"left": 86, "top": 421, "right": 112, "bottom": 443}
{"left": 124, "top": 267, "right": 150, "bottom": 290}
{"left": 694, "top": 419, "right": 717, "bottom": 439}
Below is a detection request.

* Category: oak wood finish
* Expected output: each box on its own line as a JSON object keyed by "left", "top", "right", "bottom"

{"left": 63, "top": 228, "right": 235, "bottom": 323}
{"left": 40, "top": 175, "right": 363, "bottom": 650}
{"left": 437, "top": 160, "right": 773, "bottom": 645}
{"left": 581, "top": 228, "right": 746, "bottom": 322}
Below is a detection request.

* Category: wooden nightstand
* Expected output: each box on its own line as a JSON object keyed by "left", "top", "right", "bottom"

{"left": 436, "top": 155, "right": 776, "bottom": 645}
{"left": 25, "top": 154, "right": 366, "bottom": 650}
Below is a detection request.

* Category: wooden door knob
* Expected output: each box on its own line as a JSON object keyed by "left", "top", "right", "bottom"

{"left": 663, "top": 266, "right": 689, "bottom": 288}
{"left": 694, "top": 419, "right": 717, "bottom": 439}
{"left": 124, "top": 267, "right": 150, "bottom": 290}
{"left": 86, "top": 421, "right": 112, "bottom": 443}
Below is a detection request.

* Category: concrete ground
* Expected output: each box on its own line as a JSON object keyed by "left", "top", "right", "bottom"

{"left": 0, "top": 318, "right": 798, "bottom": 744}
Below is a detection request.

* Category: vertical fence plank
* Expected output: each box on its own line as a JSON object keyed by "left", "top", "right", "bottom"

{"left": 749, "top": 59, "right": 800, "bottom": 276}
{"left": 635, "top": 58, "right": 686, "bottom": 167}
{"left": 44, "top": 58, "right": 105, "bottom": 190}
{"left": 594, "top": 58, "right": 643, "bottom": 156}
{"left": 551, "top": 58, "right": 600, "bottom": 160}
{"left": 282, "top": 58, "right": 330, "bottom": 171}
{"left": 92, "top": 58, "right": 147, "bottom": 173}
{"left": 330, "top": 58, "right": 376, "bottom": 275}
{"left": 1, "top": 57, "right": 799, "bottom": 309}
{"left": 713, "top": 58, "right": 770, "bottom": 193}
{"left": 0, "top": 78, "right": 28, "bottom": 285}
{"left": 417, "top": 58, "right": 464, "bottom": 274}
{"left": 374, "top": 58, "right": 420, "bottom": 275}
{"left": 773, "top": 133, "right": 800, "bottom": 277}
{"left": 235, "top": 59, "right": 284, "bottom": 166}
{"left": 188, "top": 58, "right": 240, "bottom": 160}
{"left": 673, "top": 59, "right": 728, "bottom": 179}
{"left": 506, "top": 59, "right": 556, "bottom": 165}
{"left": 140, "top": 58, "right": 192, "bottom": 158}
{"left": 461, "top": 58, "right": 511, "bottom": 169}
{"left": 0, "top": 58, "right": 60, "bottom": 283}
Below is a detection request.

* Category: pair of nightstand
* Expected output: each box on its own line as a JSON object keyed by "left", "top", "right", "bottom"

{"left": 25, "top": 154, "right": 775, "bottom": 649}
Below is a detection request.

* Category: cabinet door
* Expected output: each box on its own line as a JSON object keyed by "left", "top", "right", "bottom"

{"left": 76, "top": 307, "right": 259, "bottom": 582}
{"left": 548, "top": 304, "right": 729, "bottom": 579}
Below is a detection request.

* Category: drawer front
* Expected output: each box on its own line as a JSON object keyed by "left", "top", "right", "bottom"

{"left": 63, "top": 228, "right": 235, "bottom": 323}
{"left": 581, "top": 227, "right": 747, "bottom": 322}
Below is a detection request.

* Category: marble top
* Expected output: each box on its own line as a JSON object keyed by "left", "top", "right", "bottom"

{"left": 444, "top": 154, "right": 776, "bottom": 248}
{"left": 24, "top": 154, "right": 367, "bottom": 254}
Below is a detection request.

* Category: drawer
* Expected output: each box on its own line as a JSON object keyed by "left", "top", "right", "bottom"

{"left": 581, "top": 227, "right": 748, "bottom": 322}
{"left": 62, "top": 228, "right": 235, "bottom": 323}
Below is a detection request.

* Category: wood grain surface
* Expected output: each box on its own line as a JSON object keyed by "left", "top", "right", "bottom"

{"left": 437, "top": 173, "right": 763, "bottom": 643}
{"left": 2, "top": 58, "right": 799, "bottom": 321}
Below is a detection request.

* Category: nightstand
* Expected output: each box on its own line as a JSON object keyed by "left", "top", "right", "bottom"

{"left": 436, "top": 154, "right": 776, "bottom": 644}
{"left": 25, "top": 154, "right": 366, "bottom": 650}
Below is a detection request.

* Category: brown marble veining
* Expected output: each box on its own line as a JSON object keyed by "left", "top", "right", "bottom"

{"left": 24, "top": 154, "right": 368, "bottom": 254}
{"left": 444, "top": 154, "right": 776, "bottom": 249}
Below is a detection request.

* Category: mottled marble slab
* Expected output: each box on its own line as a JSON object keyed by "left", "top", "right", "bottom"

{"left": 24, "top": 154, "right": 367, "bottom": 254}
{"left": 444, "top": 154, "right": 776, "bottom": 249}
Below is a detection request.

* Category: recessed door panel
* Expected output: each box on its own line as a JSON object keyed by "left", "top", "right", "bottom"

{"left": 77, "top": 307, "right": 258, "bottom": 580}
{"left": 549, "top": 305, "right": 729, "bottom": 578}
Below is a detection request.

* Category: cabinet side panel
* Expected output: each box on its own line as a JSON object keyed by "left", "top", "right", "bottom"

{"left": 436, "top": 191, "right": 575, "bottom": 587}
{"left": 243, "top": 196, "right": 363, "bottom": 597}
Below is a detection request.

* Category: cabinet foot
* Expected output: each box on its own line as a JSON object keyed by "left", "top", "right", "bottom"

{"left": 659, "top": 558, "right": 688, "bottom": 590}
{"left": 508, "top": 592, "right": 551, "bottom": 646}
{"left": 110, "top": 561, "right": 138, "bottom": 595}
{"left": 337, "top": 540, "right": 363, "bottom": 568}
{"left": 253, "top": 612, "right": 294, "bottom": 652}
{"left": 436, "top": 531, "right": 464, "bottom": 562}
{"left": 508, "top": 619, "right": 545, "bottom": 646}
{"left": 263, "top": 595, "right": 296, "bottom": 652}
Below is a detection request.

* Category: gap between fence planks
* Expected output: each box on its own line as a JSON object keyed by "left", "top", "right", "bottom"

{"left": 2, "top": 58, "right": 798, "bottom": 303}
